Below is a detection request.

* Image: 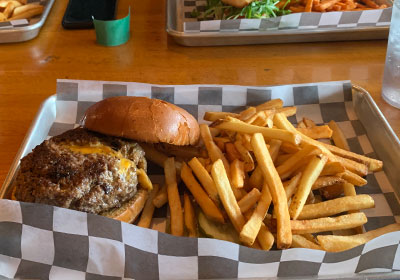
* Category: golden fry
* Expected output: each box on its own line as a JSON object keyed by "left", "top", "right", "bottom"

{"left": 257, "top": 223, "right": 275, "bottom": 251}
{"left": 296, "top": 125, "right": 333, "bottom": 139}
{"left": 284, "top": 172, "right": 302, "bottom": 203}
{"left": 225, "top": 142, "right": 241, "bottom": 162}
{"left": 181, "top": 163, "right": 225, "bottom": 223}
{"left": 289, "top": 154, "right": 327, "bottom": 220}
{"left": 239, "top": 107, "right": 257, "bottom": 121}
{"left": 238, "top": 188, "right": 261, "bottom": 213}
{"left": 164, "top": 157, "right": 184, "bottom": 236}
{"left": 321, "top": 142, "right": 382, "bottom": 172}
{"left": 204, "top": 111, "right": 239, "bottom": 122}
{"left": 298, "top": 194, "right": 375, "bottom": 220}
{"left": 328, "top": 120, "right": 350, "bottom": 151}
{"left": 276, "top": 145, "right": 321, "bottom": 178}
{"left": 231, "top": 159, "right": 245, "bottom": 188}
{"left": 317, "top": 223, "right": 400, "bottom": 252}
{"left": 240, "top": 182, "right": 272, "bottom": 246}
{"left": 255, "top": 99, "right": 283, "bottom": 111}
{"left": 212, "top": 160, "right": 246, "bottom": 232}
{"left": 320, "top": 161, "right": 345, "bottom": 176}
{"left": 212, "top": 116, "right": 301, "bottom": 145}
{"left": 188, "top": 157, "right": 219, "bottom": 203}
{"left": 184, "top": 193, "right": 198, "bottom": 237}
{"left": 234, "top": 140, "right": 255, "bottom": 172}
{"left": 153, "top": 184, "right": 168, "bottom": 208}
{"left": 291, "top": 213, "right": 368, "bottom": 234}
{"left": 138, "top": 184, "right": 160, "bottom": 228}
{"left": 291, "top": 235, "right": 323, "bottom": 250}
{"left": 339, "top": 170, "right": 367, "bottom": 186}
{"left": 200, "top": 124, "right": 231, "bottom": 175}
{"left": 251, "top": 133, "right": 292, "bottom": 249}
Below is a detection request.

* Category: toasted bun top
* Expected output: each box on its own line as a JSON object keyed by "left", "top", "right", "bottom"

{"left": 82, "top": 96, "right": 200, "bottom": 146}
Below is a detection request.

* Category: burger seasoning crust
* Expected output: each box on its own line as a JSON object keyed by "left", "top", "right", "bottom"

{"left": 14, "top": 128, "right": 147, "bottom": 214}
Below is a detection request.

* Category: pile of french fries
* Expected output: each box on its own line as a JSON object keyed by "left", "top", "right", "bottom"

{"left": 0, "top": 0, "right": 43, "bottom": 22}
{"left": 277, "top": 0, "right": 388, "bottom": 13}
{"left": 137, "top": 99, "right": 400, "bottom": 252}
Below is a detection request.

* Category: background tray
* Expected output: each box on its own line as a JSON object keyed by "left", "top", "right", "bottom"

{"left": 166, "top": 0, "right": 392, "bottom": 46}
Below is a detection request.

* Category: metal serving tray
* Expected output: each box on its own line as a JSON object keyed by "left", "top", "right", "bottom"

{"left": 1, "top": 85, "right": 400, "bottom": 202}
{"left": 166, "top": 0, "right": 391, "bottom": 46}
{"left": 0, "top": 0, "right": 55, "bottom": 43}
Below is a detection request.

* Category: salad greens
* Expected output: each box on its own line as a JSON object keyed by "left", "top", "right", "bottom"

{"left": 192, "top": 0, "right": 291, "bottom": 20}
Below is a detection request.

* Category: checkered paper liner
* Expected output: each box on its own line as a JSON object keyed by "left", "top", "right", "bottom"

{"left": 0, "top": 0, "right": 46, "bottom": 30}
{"left": 182, "top": 0, "right": 392, "bottom": 33}
{"left": 1, "top": 79, "right": 400, "bottom": 279}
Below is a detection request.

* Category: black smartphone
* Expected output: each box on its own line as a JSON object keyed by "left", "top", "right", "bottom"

{"left": 62, "top": 0, "right": 118, "bottom": 29}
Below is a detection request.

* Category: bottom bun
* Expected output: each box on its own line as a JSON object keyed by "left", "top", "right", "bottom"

{"left": 10, "top": 185, "right": 148, "bottom": 224}
{"left": 102, "top": 189, "right": 148, "bottom": 223}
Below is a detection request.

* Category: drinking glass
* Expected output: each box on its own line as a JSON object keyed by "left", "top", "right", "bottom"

{"left": 382, "top": 0, "right": 400, "bottom": 108}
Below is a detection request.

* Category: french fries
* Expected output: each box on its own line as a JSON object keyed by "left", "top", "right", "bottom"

{"left": 164, "top": 157, "right": 184, "bottom": 236}
{"left": 133, "top": 97, "right": 390, "bottom": 254}
{"left": 291, "top": 213, "right": 368, "bottom": 234}
{"left": 297, "top": 194, "right": 375, "bottom": 220}
{"left": 0, "top": 3, "right": 44, "bottom": 22}
{"left": 230, "top": 159, "right": 245, "bottom": 188}
{"left": 317, "top": 223, "right": 400, "bottom": 252}
{"left": 138, "top": 184, "right": 160, "bottom": 228}
{"left": 238, "top": 188, "right": 261, "bottom": 213}
{"left": 328, "top": 120, "right": 350, "bottom": 151}
{"left": 181, "top": 163, "right": 225, "bottom": 223}
{"left": 204, "top": 111, "right": 239, "bottom": 122}
{"left": 188, "top": 157, "right": 219, "bottom": 203}
{"left": 289, "top": 155, "right": 327, "bottom": 219}
{"left": 211, "top": 160, "right": 246, "bottom": 232}
{"left": 251, "top": 133, "right": 292, "bottom": 249}
{"left": 184, "top": 193, "right": 197, "bottom": 237}
{"left": 240, "top": 182, "right": 272, "bottom": 246}
{"left": 296, "top": 125, "right": 333, "bottom": 139}
{"left": 291, "top": 235, "right": 322, "bottom": 250}
{"left": 200, "top": 124, "right": 231, "bottom": 175}
{"left": 284, "top": 0, "right": 386, "bottom": 12}
{"left": 212, "top": 117, "right": 302, "bottom": 145}
{"left": 153, "top": 184, "right": 168, "bottom": 208}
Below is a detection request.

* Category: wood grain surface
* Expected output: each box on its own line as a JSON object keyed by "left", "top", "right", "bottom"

{"left": 0, "top": 0, "right": 399, "bottom": 185}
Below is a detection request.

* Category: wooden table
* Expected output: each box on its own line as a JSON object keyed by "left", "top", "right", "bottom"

{"left": 0, "top": 0, "right": 399, "bottom": 185}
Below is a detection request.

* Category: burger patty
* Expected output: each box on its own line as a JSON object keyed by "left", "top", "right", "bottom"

{"left": 14, "top": 128, "right": 147, "bottom": 214}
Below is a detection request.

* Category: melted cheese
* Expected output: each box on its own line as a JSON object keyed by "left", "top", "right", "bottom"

{"left": 66, "top": 144, "right": 133, "bottom": 176}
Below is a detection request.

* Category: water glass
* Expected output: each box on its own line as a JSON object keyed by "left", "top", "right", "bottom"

{"left": 382, "top": 0, "right": 400, "bottom": 108}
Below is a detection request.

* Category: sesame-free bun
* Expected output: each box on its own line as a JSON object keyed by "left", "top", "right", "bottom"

{"left": 82, "top": 96, "right": 200, "bottom": 146}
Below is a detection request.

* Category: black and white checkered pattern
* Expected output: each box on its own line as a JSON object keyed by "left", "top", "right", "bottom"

{"left": 1, "top": 79, "right": 400, "bottom": 279}
{"left": 182, "top": 0, "right": 392, "bottom": 32}
{"left": 0, "top": 199, "right": 399, "bottom": 279}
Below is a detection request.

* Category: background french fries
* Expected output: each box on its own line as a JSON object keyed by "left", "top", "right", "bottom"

{"left": 0, "top": 2, "right": 43, "bottom": 22}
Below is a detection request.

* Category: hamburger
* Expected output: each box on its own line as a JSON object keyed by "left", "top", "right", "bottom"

{"left": 13, "top": 96, "right": 200, "bottom": 223}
